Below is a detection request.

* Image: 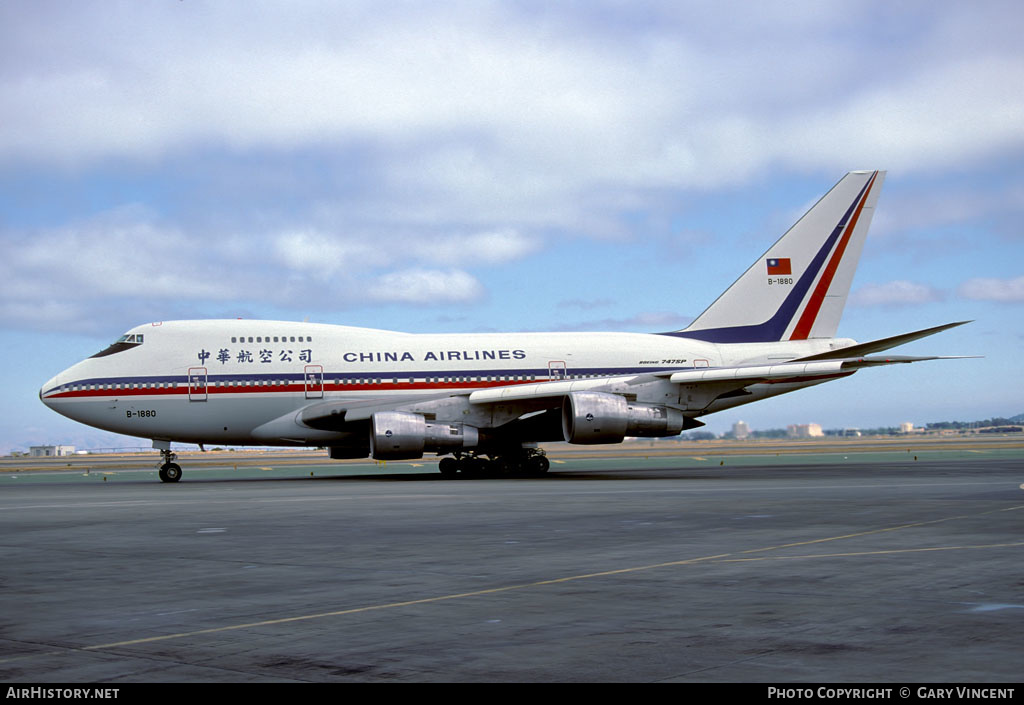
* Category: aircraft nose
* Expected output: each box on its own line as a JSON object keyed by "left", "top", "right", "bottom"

{"left": 40, "top": 373, "right": 63, "bottom": 408}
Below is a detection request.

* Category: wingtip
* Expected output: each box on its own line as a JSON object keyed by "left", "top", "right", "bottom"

{"left": 933, "top": 320, "right": 972, "bottom": 331}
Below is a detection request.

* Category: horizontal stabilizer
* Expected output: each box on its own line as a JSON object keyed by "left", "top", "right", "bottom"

{"left": 668, "top": 353, "right": 972, "bottom": 386}
{"left": 794, "top": 321, "right": 971, "bottom": 361}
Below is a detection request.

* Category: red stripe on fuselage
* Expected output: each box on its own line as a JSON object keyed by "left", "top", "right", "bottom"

{"left": 42, "top": 377, "right": 545, "bottom": 400}
{"left": 789, "top": 171, "right": 877, "bottom": 340}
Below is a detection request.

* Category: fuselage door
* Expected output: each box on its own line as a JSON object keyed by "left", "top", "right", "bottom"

{"left": 548, "top": 360, "right": 567, "bottom": 381}
{"left": 188, "top": 367, "right": 208, "bottom": 401}
{"left": 305, "top": 365, "right": 324, "bottom": 399}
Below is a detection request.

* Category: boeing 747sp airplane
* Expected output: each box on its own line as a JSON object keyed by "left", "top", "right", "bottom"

{"left": 40, "top": 170, "right": 969, "bottom": 481}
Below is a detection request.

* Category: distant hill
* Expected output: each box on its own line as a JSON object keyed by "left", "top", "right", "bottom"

{"left": 1010, "top": 413, "right": 1024, "bottom": 424}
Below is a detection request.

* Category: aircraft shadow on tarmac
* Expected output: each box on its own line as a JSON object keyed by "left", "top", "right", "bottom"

{"left": 149, "top": 465, "right": 777, "bottom": 484}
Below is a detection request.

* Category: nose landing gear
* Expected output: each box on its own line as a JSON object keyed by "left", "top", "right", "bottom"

{"left": 158, "top": 460, "right": 182, "bottom": 483}
{"left": 154, "top": 441, "right": 182, "bottom": 483}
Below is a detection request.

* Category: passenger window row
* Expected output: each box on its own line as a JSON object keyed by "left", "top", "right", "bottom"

{"left": 230, "top": 335, "right": 312, "bottom": 343}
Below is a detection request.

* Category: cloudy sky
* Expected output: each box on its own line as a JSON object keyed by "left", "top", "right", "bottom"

{"left": 3, "top": 1, "right": 1023, "bottom": 452}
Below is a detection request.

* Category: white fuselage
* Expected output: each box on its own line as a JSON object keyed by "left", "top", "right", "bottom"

{"left": 40, "top": 319, "right": 850, "bottom": 447}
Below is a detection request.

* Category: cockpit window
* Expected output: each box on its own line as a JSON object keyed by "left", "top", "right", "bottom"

{"left": 90, "top": 332, "right": 145, "bottom": 358}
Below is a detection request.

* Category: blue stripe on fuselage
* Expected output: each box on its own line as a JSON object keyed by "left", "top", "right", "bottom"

{"left": 41, "top": 364, "right": 682, "bottom": 398}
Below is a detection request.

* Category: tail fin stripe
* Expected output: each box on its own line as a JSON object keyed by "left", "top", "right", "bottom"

{"left": 789, "top": 170, "right": 878, "bottom": 340}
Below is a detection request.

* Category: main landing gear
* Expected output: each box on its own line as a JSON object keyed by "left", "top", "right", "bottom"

{"left": 157, "top": 446, "right": 182, "bottom": 483}
{"left": 438, "top": 449, "right": 550, "bottom": 479}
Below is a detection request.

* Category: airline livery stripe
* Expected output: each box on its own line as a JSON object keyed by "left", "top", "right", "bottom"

{"left": 40, "top": 365, "right": 681, "bottom": 399}
{"left": 43, "top": 378, "right": 542, "bottom": 399}
{"left": 789, "top": 171, "right": 877, "bottom": 340}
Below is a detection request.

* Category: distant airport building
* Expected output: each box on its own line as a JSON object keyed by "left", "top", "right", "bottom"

{"left": 732, "top": 421, "right": 750, "bottom": 440}
{"left": 899, "top": 422, "right": 921, "bottom": 434}
{"left": 29, "top": 445, "right": 76, "bottom": 457}
{"left": 787, "top": 423, "right": 824, "bottom": 438}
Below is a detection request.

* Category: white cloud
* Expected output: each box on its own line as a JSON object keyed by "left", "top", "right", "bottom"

{"left": 4, "top": 2, "right": 1023, "bottom": 191}
{"left": 366, "top": 269, "right": 484, "bottom": 304}
{"left": 958, "top": 276, "right": 1024, "bottom": 302}
{"left": 776, "top": 56, "right": 1024, "bottom": 174}
{"left": 850, "top": 281, "right": 945, "bottom": 307}
{"left": 407, "top": 230, "right": 538, "bottom": 266}
{"left": 3, "top": 2, "right": 1024, "bottom": 334}
{"left": 0, "top": 217, "right": 236, "bottom": 303}
{"left": 273, "top": 230, "right": 379, "bottom": 275}
{"left": 869, "top": 179, "right": 1024, "bottom": 243}
{"left": 271, "top": 227, "right": 537, "bottom": 275}
{"left": 0, "top": 207, "right": 531, "bottom": 331}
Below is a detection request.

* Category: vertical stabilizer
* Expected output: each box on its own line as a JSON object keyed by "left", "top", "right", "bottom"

{"left": 674, "top": 170, "right": 884, "bottom": 343}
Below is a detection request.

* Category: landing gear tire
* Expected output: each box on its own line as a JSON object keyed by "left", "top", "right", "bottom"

{"left": 527, "top": 455, "right": 550, "bottom": 476}
{"left": 457, "top": 456, "right": 486, "bottom": 478}
{"left": 445, "top": 450, "right": 548, "bottom": 479}
{"left": 438, "top": 457, "right": 459, "bottom": 478}
{"left": 159, "top": 463, "right": 182, "bottom": 483}
{"left": 156, "top": 445, "right": 182, "bottom": 483}
{"left": 490, "top": 457, "right": 513, "bottom": 476}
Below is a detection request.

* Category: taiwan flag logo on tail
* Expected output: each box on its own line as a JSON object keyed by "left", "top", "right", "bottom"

{"left": 766, "top": 257, "right": 792, "bottom": 275}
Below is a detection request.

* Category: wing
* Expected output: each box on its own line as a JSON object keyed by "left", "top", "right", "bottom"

{"left": 462, "top": 322, "right": 976, "bottom": 431}
{"left": 465, "top": 353, "right": 968, "bottom": 406}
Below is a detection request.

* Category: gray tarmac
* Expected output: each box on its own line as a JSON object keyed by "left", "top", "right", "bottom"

{"left": 1, "top": 453, "right": 1022, "bottom": 683}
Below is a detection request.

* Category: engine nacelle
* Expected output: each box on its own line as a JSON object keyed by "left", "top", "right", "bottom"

{"left": 626, "top": 402, "right": 686, "bottom": 437}
{"left": 369, "top": 411, "right": 479, "bottom": 460}
{"left": 561, "top": 391, "right": 629, "bottom": 444}
{"left": 561, "top": 392, "right": 685, "bottom": 444}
